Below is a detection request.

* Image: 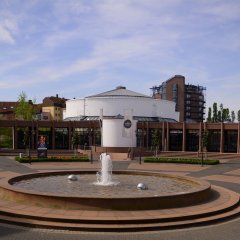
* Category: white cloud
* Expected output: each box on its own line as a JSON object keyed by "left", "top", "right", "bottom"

{"left": 201, "top": 0, "right": 240, "bottom": 21}
{"left": 0, "top": 23, "right": 15, "bottom": 44}
{"left": 0, "top": 0, "right": 239, "bottom": 111}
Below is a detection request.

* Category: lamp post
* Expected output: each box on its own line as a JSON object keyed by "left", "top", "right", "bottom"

{"left": 197, "top": 130, "right": 205, "bottom": 167}
{"left": 200, "top": 131, "right": 204, "bottom": 167}
{"left": 137, "top": 129, "right": 146, "bottom": 165}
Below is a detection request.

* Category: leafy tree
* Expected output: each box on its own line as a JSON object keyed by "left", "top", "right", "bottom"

{"left": 207, "top": 107, "right": 212, "bottom": 122}
{"left": 202, "top": 129, "right": 209, "bottom": 150}
{"left": 72, "top": 131, "right": 80, "bottom": 156}
{"left": 23, "top": 128, "right": 31, "bottom": 159}
{"left": 217, "top": 110, "right": 221, "bottom": 122}
{"left": 222, "top": 108, "right": 231, "bottom": 122}
{"left": 207, "top": 102, "right": 235, "bottom": 123}
{"left": 225, "top": 108, "right": 230, "bottom": 122}
{"left": 152, "top": 129, "right": 162, "bottom": 157}
{"left": 238, "top": 110, "right": 240, "bottom": 122}
{"left": 212, "top": 103, "right": 218, "bottom": 122}
{"left": 219, "top": 103, "right": 223, "bottom": 122}
{"left": 15, "top": 92, "right": 36, "bottom": 120}
{"left": 231, "top": 111, "right": 235, "bottom": 122}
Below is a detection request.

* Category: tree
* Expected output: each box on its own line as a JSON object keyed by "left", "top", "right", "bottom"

{"left": 202, "top": 129, "right": 209, "bottom": 149}
{"left": 72, "top": 131, "right": 80, "bottom": 156}
{"left": 212, "top": 103, "right": 218, "bottom": 122}
{"left": 219, "top": 103, "right": 223, "bottom": 122}
{"left": 231, "top": 111, "right": 235, "bottom": 122}
{"left": 238, "top": 110, "right": 240, "bottom": 122}
{"left": 217, "top": 110, "right": 221, "bottom": 122}
{"left": 225, "top": 108, "right": 230, "bottom": 122}
{"left": 207, "top": 107, "right": 212, "bottom": 122}
{"left": 15, "top": 92, "right": 36, "bottom": 120}
{"left": 222, "top": 108, "right": 231, "bottom": 122}
{"left": 152, "top": 129, "right": 162, "bottom": 157}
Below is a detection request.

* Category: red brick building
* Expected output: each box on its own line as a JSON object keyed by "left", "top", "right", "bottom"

{"left": 151, "top": 75, "right": 206, "bottom": 122}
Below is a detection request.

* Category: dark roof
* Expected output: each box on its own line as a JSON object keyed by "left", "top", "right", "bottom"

{"left": 42, "top": 95, "right": 67, "bottom": 108}
{"left": 0, "top": 101, "right": 41, "bottom": 115}
{"left": 0, "top": 102, "right": 19, "bottom": 113}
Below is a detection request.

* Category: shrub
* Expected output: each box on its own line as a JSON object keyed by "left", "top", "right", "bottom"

{"left": 15, "top": 155, "right": 89, "bottom": 163}
{"left": 144, "top": 157, "right": 219, "bottom": 165}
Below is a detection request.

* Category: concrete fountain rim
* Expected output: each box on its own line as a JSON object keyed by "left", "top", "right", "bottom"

{"left": 3, "top": 170, "right": 211, "bottom": 199}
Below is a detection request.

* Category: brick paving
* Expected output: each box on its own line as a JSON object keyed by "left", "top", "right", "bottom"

{"left": 0, "top": 156, "right": 239, "bottom": 240}
{"left": 201, "top": 175, "right": 240, "bottom": 185}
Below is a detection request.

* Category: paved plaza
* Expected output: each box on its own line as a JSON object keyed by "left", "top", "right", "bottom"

{"left": 0, "top": 156, "right": 239, "bottom": 240}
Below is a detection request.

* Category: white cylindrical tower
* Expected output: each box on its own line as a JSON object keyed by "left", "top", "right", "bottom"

{"left": 102, "top": 119, "right": 137, "bottom": 147}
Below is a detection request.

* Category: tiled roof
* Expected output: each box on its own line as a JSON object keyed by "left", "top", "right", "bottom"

{"left": 42, "top": 96, "right": 67, "bottom": 107}
{"left": 0, "top": 102, "right": 19, "bottom": 113}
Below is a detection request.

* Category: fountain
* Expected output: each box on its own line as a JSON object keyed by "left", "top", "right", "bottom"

{"left": 0, "top": 152, "right": 239, "bottom": 231}
{"left": 95, "top": 153, "right": 118, "bottom": 186}
{"left": 0, "top": 166, "right": 213, "bottom": 210}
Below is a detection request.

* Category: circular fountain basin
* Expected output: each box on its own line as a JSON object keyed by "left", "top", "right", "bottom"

{"left": 0, "top": 171, "right": 212, "bottom": 210}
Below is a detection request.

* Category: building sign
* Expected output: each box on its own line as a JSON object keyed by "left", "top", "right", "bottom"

{"left": 123, "top": 119, "right": 132, "bottom": 129}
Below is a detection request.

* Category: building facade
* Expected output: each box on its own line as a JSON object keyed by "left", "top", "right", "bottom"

{"left": 1, "top": 86, "right": 239, "bottom": 154}
{"left": 0, "top": 120, "right": 240, "bottom": 154}
{"left": 41, "top": 95, "right": 67, "bottom": 121}
{"left": 151, "top": 75, "right": 206, "bottom": 122}
{"left": 64, "top": 86, "right": 179, "bottom": 147}
{"left": 0, "top": 102, "right": 19, "bottom": 120}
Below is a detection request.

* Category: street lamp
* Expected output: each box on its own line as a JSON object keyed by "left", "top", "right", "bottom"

{"left": 136, "top": 129, "right": 146, "bottom": 165}
{"left": 200, "top": 131, "right": 204, "bottom": 167}
{"left": 197, "top": 130, "right": 205, "bottom": 167}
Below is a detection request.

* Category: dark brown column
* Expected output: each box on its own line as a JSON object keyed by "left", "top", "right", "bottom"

{"left": 162, "top": 122, "right": 165, "bottom": 151}
{"left": 52, "top": 124, "right": 55, "bottom": 150}
{"left": 68, "top": 122, "right": 72, "bottom": 150}
{"left": 146, "top": 122, "right": 149, "bottom": 149}
{"left": 166, "top": 122, "right": 169, "bottom": 151}
{"left": 220, "top": 123, "right": 224, "bottom": 153}
{"left": 182, "top": 122, "right": 186, "bottom": 151}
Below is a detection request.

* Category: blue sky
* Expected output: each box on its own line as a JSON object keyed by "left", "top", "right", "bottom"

{"left": 0, "top": 0, "right": 240, "bottom": 115}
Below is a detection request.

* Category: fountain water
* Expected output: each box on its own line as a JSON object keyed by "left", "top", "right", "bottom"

{"left": 96, "top": 153, "right": 118, "bottom": 186}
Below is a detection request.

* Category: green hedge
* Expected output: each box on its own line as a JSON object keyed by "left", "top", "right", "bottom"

{"left": 15, "top": 156, "right": 89, "bottom": 163}
{"left": 144, "top": 157, "right": 219, "bottom": 165}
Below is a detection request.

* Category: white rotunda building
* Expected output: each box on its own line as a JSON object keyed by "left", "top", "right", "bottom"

{"left": 64, "top": 86, "right": 179, "bottom": 148}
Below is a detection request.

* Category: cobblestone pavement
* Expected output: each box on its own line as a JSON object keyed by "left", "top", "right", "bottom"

{"left": 0, "top": 156, "right": 239, "bottom": 240}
